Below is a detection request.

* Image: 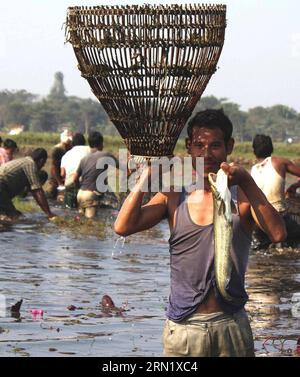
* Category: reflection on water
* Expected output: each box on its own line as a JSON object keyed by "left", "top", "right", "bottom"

{"left": 0, "top": 210, "right": 299, "bottom": 357}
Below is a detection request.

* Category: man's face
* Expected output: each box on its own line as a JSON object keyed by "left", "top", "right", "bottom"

{"left": 186, "top": 127, "right": 234, "bottom": 177}
{"left": 6, "top": 147, "right": 16, "bottom": 160}
{"left": 64, "top": 140, "right": 73, "bottom": 151}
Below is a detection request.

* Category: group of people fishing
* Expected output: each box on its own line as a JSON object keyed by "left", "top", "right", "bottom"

{"left": 0, "top": 130, "right": 116, "bottom": 221}
{"left": 1, "top": 109, "right": 300, "bottom": 356}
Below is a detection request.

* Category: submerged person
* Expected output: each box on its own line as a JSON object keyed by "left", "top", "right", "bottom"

{"left": 60, "top": 132, "right": 90, "bottom": 208}
{"left": 0, "top": 139, "right": 18, "bottom": 166}
{"left": 46, "top": 130, "right": 73, "bottom": 199}
{"left": 0, "top": 148, "right": 55, "bottom": 220}
{"left": 286, "top": 178, "right": 300, "bottom": 197}
{"left": 74, "top": 131, "right": 119, "bottom": 218}
{"left": 114, "top": 109, "right": 286, "bottom": 357}
{"left": 251, "top": 134, "right": 300, "bottom": 247}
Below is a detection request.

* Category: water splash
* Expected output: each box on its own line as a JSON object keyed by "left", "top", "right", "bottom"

{"left": 112, "top": 236, "right": 126, "bottom": 257}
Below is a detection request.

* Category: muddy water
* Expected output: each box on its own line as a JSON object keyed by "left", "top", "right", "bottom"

{"left": 0, "top": 210, "right": 299, "bottom": 357}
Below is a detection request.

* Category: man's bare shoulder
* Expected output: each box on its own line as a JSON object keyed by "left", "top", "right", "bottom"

{"left": 272, "top": 155, "right": 290, "bottom": 166}
{"left": 272, "top": 155, "right": 295, "bottom": 175}
{"left": 146, "top": 188, "right": 181, "bottom": 206}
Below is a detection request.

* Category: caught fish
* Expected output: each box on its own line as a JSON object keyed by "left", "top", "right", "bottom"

{"left": 208, "top": 169, "right": 242, "bottom": 305}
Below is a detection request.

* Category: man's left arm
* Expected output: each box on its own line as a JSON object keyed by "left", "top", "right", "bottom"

{"left": 221, "top": 162, "right": 286, "bottom": 243}
{"left": 285, "top": 159, "right": 300, "bottom": 196}
{"left": 285, "top": 159, "right": 300, "bottom": 177}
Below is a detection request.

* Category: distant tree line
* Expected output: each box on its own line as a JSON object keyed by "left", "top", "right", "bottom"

{"left": 186, "top": 96, "right": 300, "bottom": 142}
{"left": 0, "top": 72, "right": 299, "bottom": 142}
{"left": 0, "top": 72, "right": 111, "bottom": 136}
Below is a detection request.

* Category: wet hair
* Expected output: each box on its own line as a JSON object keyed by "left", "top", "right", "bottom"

{"left": 187, "top": 109, "right": 233, "bottom": 143}
{"left": 4, "top": 138, "right": 18, "bottom": 150}
{"left": 88, "top": 131, "right": 103, "bottom": 148}
{"left": 30, "top": 148, "right": 48, "bottom": 162}
{"left": 72, "top": 133, "right": 86, "bottom": 146}
{"left": 252, "top": 134, "right": 273, "bottom": 158}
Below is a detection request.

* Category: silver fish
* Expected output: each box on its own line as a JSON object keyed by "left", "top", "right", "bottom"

{"left": 208, "top": 169, "right": 242, "bottom": 305}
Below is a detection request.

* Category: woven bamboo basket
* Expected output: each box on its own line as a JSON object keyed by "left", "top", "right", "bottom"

{"left": 66, "top": 4, "right": 227, "bottom": 162}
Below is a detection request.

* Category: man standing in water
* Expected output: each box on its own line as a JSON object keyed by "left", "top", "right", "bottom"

{"left": 74, "top": 131, "right": 119, "bottom": 218}
{"left": 251, "top": 134, "right": 300, "bottom": 247}
{"left": 46, "top": 130, "right": 73, "bottom": 199}
{"left": 114, "top": 109, "right": 286, "bottom": 357}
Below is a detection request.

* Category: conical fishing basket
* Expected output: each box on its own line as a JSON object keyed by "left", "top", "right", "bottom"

{"left": 66, "top": 4, "right": 226, "bottom": 162}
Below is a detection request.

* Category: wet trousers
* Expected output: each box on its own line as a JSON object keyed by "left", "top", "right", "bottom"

{"left": 163, "top": 309, "right": 255, "bottom": 357}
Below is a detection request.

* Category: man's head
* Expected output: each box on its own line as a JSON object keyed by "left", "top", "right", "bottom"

{"left": 31, "top": 148, "right": 48, "bottom": 170}
{"left": 60, "top": 130, "right": 73, "bottom": 150}
{"left": 252, "top": 134, "right": 273, "bottom": 159}
{"left": 88, "top": 131, "right": 103, "bottom": 150}
{"left": 186, "top": 109, "right": 234, "bottom": 174}
{"left": 72, "top": 133, "right": 86, "bottom": 147}
{"left": 3, "top": 139, "right": 18, "bottom": 160}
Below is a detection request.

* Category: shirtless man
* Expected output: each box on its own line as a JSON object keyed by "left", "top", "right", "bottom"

{"left": 114, "top": 109, "right": 286, "bottom": 357}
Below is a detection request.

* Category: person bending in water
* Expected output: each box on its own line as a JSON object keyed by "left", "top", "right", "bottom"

{"left": 0, "top": 148, "right": 55, "bottom": 220}
{"left": 114, "top": 109, "right": 286, "bottom": 357}
{"left": 251, "top": 134, "right": 300, "bottom": 247}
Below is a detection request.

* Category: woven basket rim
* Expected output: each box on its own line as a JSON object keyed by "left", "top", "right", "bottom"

{"left": 67, "top": 3, "right": 227, "bottom": 13}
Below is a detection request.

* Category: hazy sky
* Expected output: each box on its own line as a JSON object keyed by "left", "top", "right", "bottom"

{"left": 1, "top": 0, "right": 300, "bottom": 111}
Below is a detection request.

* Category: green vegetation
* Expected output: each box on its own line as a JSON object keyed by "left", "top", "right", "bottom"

{"left": 12, "top": 197, "right": 107, "bottom": 239}
{"left": 13, "top": 197, "right": 40, "bottom": 213}
{"left": 1, "top": 132, "right": 299, "bottom": 164}
{"left": 174, "top": 139, "right": 300, "bottom": 163}
{"left": 0, "top": 132, "right": 126, "bottom": 155}
{"left": 0, "top": 72, "right": 299, "bottom": 142}
{"left": 50, "top": 216, "right": 106, "bottom": 239}
{"left": 188, "top": 96, "right": 300, "bottom": 142}
{"left": 5, "top": 132, "right": 60, "bottom": 148}
{"left": 0, "top": 72, "right": 110, "bottom": 135}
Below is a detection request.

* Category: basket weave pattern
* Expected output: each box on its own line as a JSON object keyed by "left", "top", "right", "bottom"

{"left": 66, "top": 4, "right": 226, "bottom": 159}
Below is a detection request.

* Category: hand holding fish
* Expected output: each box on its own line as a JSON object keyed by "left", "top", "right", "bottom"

{"left": 220, "top": 162, "right": 252, "bottom": 189}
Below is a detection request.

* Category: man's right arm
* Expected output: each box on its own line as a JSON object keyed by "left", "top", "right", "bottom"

{"left": 31, "top": 188, "right": 55, "bottom": 219}
{"left": 114, "top": 167, "right": 168, "bottom": 236}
